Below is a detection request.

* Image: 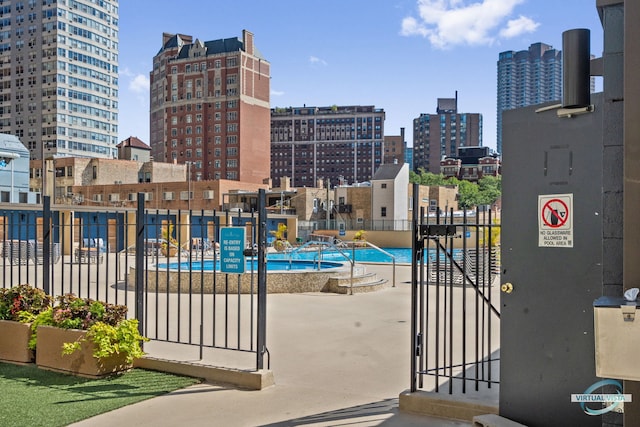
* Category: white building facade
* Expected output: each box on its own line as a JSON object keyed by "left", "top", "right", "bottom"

{"left": 0, "top": 0, "right": 119, "bottom": 160}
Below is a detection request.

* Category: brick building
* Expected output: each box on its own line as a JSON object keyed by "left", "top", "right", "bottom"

{"left": 384, "top": 128, "right": 406, "bottom": 166}
{"left": 270, "top": 105, "right": 385, "bottom": 188}
{"left": 30, "top": 156, "right": 267, "bottom": 210}
{"left": 440, "top": 146, "right": 501, "bottom": 181}
{"left": 117, "top": 137, "right": 151, "bottom": 162}
{"left": 413, "top": 95, "right": 482, "bottom": 174}
{"left": 149, "top": 30, "right": 270, "bottom": 184}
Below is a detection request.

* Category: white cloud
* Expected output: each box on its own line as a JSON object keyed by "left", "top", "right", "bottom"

{"left": 309, "top": 56, "right": 328, "bottom": 66}
{"left": 129, "top": 74, "right": 149, "bottom": 94}
{"left": 499, "top": 15, "right": 539, "bottom": 38}
{"left": 401, "top": 0, "right": 538, "bottom": 49}
{"left": 120, "top": 67, "right": 134, "bottom": 78}
{"left": 271, "top": 89, "right": 285, "bottom": 97}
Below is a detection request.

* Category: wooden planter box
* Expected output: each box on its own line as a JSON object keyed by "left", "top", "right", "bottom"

{"left": 0, "top": 320, "right": 33, "bottom": 364}
{"left": 35, "top": 325, "right": 131, "bottom": 378}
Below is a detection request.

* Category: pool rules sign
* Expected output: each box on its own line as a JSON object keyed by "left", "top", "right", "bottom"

{"left": 538, "top": 194, "right": 573, "bottom": 248}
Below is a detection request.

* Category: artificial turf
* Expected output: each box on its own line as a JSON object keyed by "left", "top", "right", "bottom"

{"left": 0, "top": 362, "right": 200, "bottom": 427}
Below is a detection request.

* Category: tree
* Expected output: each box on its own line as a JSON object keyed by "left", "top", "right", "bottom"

{"left": 409, "top": 168, "right": 502, "bottom": 210}
{"left": 477, "top": 176, "right": 502, "bottom": 206}
{"left": 457, "top": 180, "right": 480, "bottom": 209}
{"left": 409, "top": 169, "right": 449, "bottom": 186}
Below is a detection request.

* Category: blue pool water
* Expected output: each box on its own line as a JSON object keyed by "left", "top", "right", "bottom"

{"left": 159, "top": 259, "right": 344, "bottom": 271}
{"left": 267, "top": 247, "right": 462, "bottom": 264}
{"left": 159, "top": 248, "right": 463, "bottom": 270}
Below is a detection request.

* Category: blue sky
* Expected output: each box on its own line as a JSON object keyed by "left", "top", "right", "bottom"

{"left": 117, "top": 0, "right": 604, "bottom": 151}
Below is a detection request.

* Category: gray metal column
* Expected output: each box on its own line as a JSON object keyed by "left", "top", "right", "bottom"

{"left": 623, "top": 0, "right": 640, "bottom": 423}
{"left": 599, "top": 1, "right": 624, "bottom": 425}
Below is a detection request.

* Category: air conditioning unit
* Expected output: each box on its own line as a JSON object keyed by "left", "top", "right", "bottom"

{"left": 163, "top": 192, "right": 173, "bottom": 201}
{"left": 108, "top": 193, "right": 119, "bottom": 202}
{"left": 180, "top": 191, "right": 190, "bottom": 200}
{"left": 144, "top": 192, "right": 153, "bottom": 201}
{"left": 203, "top": 190, "right": 214, "bottom": 199}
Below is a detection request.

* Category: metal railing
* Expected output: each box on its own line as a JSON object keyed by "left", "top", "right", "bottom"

{"left": 0, "top": 193, "right": 269, "bottom": 371}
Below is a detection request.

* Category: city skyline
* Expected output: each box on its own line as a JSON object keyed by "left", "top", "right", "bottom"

{"left": 118, "top": 0, "right": 604, "bottom": 151}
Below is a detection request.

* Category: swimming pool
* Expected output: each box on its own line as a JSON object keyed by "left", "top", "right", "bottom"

{"left": 267, "top": 247, "right": 463, "bottom": 264}
{"left": 158, "top": 259, "right": 344, "bottom": 271}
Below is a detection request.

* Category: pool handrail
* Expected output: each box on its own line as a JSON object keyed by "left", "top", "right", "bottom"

{"left": 288, "top": 240, "right": 357, "bottom": 294}
{"left": 289, "top": 239, "right": 397, "bottom": 290}
{"left": 345, "top": 240, "right": 396, "bottom": 288}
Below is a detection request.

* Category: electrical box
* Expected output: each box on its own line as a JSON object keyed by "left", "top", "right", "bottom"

{"left": 594, "top": 296, "right": 640, "bottom": 381}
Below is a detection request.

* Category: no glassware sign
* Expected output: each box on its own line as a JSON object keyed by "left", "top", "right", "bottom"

{"left": 538, "top": 194, "right": 573, "bottom": 248}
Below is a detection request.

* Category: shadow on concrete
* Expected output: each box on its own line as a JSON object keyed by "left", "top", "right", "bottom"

{"left": 259, "top": 397, "right": 471, "bottom": 426}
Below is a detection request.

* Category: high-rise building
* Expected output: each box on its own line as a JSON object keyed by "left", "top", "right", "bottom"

{"left": 270, "top": 105, "right": 385, "bottom": 188}
{"left": 412, "top": 96, "right": 482, "bottom": 174}
{"left": 496, "top": 42, "right": 562, "bottom": 155}
{"left": 150, "top": 30, "right": 270, "bottom": 184}
{"left": 0, "top": 0, "right": 119, "bottom": 160}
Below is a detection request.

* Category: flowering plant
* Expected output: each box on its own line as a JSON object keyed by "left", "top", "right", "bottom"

{"left": 29, "top": 293, "right": 147, "bottom": 363}
{"left": 160, "top": 222, "right": 179, "bottom": 255}
{"left": 353, "top": 230, "right": 366, "bottom": 241}
{"left": 0, "top": 284, "right": 52, "bottom": 323}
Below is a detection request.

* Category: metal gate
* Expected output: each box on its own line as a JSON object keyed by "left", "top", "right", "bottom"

{"left": 410, "top": 184, "right": 501, "bottom": 394}
{"left": 132, "top": 190, "right": 269, "bottom": 370}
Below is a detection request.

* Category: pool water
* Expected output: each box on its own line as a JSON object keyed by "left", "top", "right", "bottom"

{"left": 159, "top": 259, "right": 344, "bottom": 271}
{"left": 267, "top": 247, "right": 463, "bottom": 264}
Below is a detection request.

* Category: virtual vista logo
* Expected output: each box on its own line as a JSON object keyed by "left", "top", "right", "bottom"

{"left": 571, "top": 379, "right": 632, "bottom": 415}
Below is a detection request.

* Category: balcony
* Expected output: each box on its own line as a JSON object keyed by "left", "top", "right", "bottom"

{"left": 336, "top": 204, "right": 352, "bottom": 213}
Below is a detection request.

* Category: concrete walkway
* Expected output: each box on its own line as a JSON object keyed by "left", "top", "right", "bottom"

{"left": 71, "top": 264, "right": 492, "bottom": 427}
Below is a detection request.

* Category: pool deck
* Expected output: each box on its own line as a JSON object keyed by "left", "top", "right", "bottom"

{"left": 70, "top": 263, "right": 496, "bottom": 427}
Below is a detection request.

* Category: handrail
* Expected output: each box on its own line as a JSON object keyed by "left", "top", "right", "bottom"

{"left": 288, "top": 240, "right": 357, "bottom": 294}
{"left": 346, "top": 240, "right": 396, "bottom": 288}
{"left": 289, "top": 239, "right": 397, "bottom": 290}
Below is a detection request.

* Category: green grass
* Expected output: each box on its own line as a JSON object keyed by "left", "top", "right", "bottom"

{"left": 0, "top": 362, "right": 201, "bottom": 427}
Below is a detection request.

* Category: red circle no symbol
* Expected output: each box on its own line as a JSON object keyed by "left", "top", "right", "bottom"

{"left": 542, "top": 199, "right": 569, "bottom": 228}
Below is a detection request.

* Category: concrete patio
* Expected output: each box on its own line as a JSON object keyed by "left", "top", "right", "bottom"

{"left": 69, "top": 263, "right": 499, "bottom": 427}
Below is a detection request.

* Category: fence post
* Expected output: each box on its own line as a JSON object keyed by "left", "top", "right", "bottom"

{"left": 43, "top": 196, "right": 51, "bottom": 295}
{"left": 410, "top": 183, "right": 419, "bottom": 392}
{"left": 135, "top": 193, "right": 145, "bottom": 334}
{"left": 256, "top": 189, "right": 267, "bottom": 370}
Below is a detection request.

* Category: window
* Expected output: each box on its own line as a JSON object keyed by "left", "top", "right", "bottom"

{"left": 381, "top": 207, "right": 387, "bottom": 217}
{"left": 381, "top": 183, "right": 387, "bottom": 189}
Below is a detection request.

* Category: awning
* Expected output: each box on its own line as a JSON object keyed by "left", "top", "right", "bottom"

{"left": 0, "top": 151, "right": 20, "bottom": 159}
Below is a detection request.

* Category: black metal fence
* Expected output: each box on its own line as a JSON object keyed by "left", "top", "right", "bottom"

{"left": 0, "top": 192, "right": 269, "bottom": 371}
{"left": 410, "top": 184, "right": 501, "bottom": 394}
